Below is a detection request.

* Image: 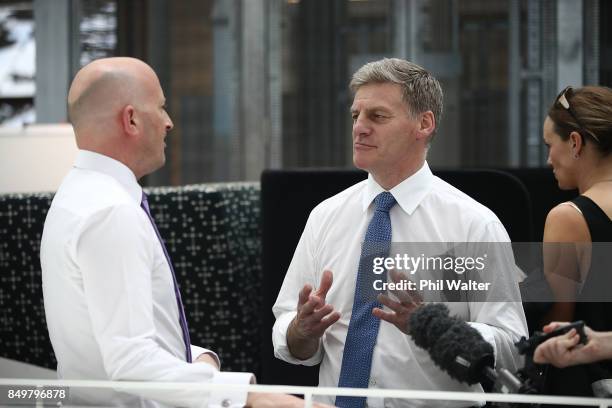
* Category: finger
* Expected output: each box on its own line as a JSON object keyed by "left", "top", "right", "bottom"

{"left": 568, "top": 330, "right": 582, "bottom": 346}
{"left": 300, "top": 295, "right": 323, "bottom": 315}
{"left": 316, "top": 270, "right": 334, "bottom": 298}
{"left": 534, "top": 346, "right": 549, "bottom": 364}
{"left": 378, "top": 293, "right": 409, "bottom": 314}
{"left": 553, "top": 336, "right": 569, "bottom": 356}
{"left": 534, "top": 341, "right": 554, "bottom": 364}
{"left": 372, "top": 307, "right": 409, "bottom": 333}
{"left": 298, "top": 284, "right": 313, "bottom": 307}
{"left": 388, "top": 285, "right": 413, "bottom": 304}
{"left": 542, "top": 321, "right": 569, "bottom": 333}
{"left": 388, "top": 270, "right": 422, "bottom": 305}
{"left": 391, "top": 287, "right": 422, "bottom": 306}
{"left": 313, "top": 311, "right": 340, "bottom": 332}
{"left": 407, "top": 285, "right": 423, "bottom": 304}
{"left": 390, "top": 269, "right": 403, "bottom": 283}
{"left": 310, "top": 304, "right": 335, "bottom": 322}
{"left": 556, "top": 329, "right": 579, "bottom": 349}
{"left": 534, "top": 344, "right": 554, "bottom": 364}
{"left": 533, "top": 345, "right": 546, "bottom": 364}
{"left": 551, "top": 338, "right": 572, "bottom": 367}
{"left": 388, "top": 270, "right": 411, "bottom": 302}
{"left": 372, "top": 307, "right": 397, "bottom": 324}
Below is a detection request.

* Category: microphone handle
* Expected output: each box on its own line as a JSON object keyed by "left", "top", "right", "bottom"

{"left": 496, "top": 367, "right": 523, "bottom": 394}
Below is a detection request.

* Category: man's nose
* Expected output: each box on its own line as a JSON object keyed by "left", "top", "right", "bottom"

{"left": 353, "top": 115, "right": 371, "bottom": 137}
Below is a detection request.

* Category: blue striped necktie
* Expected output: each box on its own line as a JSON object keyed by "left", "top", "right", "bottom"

{"left": 141, "top": 192, "right": 193, "bottom": 363}
{"left": 336, "top": 191, "right": 396, "bottom": 408}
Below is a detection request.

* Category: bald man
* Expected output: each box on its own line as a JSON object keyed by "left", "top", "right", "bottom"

{"left": 40, "top": 58, "right": 316, "bottom": 408}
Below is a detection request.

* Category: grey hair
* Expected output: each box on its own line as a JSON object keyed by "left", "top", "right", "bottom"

{"left": 350, "top": 58, "right": 444, "bottom": 129}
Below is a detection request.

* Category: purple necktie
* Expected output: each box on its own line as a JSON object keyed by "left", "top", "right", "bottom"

{"left": 140, "top": 192, "right": 193, "bottom": 363}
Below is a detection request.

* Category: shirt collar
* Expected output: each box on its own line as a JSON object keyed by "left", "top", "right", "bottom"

{"left": 73, "top": 150, "right": 142, "bottom": 204}
{"left": 361, "top": 161, "right": 434, "bottom": 215}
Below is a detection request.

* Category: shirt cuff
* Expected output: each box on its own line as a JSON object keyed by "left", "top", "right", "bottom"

{"left": 191, "top": 345, "right": 221, "bottom": 369}
{"left": 272, "top": 312, "right": 323, "bottom": 366}
{"left": 208, "top": 372, "right": 254, "bottom": 408}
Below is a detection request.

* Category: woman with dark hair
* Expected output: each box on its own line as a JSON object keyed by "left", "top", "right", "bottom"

{"left": 534, "top": 86, "right": 612, "bottom": 399}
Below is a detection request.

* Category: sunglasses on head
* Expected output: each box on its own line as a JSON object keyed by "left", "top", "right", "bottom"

{"left": 556, "top": 86, "right": 601, "bottom": 143}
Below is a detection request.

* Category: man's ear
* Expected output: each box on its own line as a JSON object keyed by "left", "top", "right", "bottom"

{"left": 121, "top": 105, "right": 138, "bottom": 136}
{"left": 417, "top": 111, "right": 435, "bottom": 140}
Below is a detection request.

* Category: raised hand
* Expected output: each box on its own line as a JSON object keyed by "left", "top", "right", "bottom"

{"left": 372, "top": 270, "right": 422, "bottom": 335}
{"left": 287, "top": 270, "right": 340, "bottom": 359}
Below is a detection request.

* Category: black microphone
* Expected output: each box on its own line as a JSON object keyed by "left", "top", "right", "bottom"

{"left": 409, "top": 303, "right": 522, "bottom": 393}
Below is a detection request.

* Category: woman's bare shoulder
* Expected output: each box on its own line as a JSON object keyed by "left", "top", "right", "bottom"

{"left": 544, "top": 202, "right": 590, "bottom": 242}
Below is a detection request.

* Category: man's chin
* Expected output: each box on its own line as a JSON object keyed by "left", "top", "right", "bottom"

{"left": 146, "top": 158, "right": 166, "bottom": 176}
{"left": 352, "top": 155, "right": 370, "bottom": 171}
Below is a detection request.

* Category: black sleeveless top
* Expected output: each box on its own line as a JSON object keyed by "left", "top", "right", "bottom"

{"left": 572, "top": 195, "right": 612, "bottom": 242}
{"left": 544, "top": 195, "right": 612, "bottom": 402}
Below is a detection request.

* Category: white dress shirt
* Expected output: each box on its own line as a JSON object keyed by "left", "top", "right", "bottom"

{"left": 272, "top": 162, "right": 528, "bottom": 408}
{"left": 41, "top": 150, "right": 252, "bottom": 408}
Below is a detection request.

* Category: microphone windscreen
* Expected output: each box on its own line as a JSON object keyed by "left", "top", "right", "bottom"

{"left": 409, "top": 303, "right": 454, "bottom": 349}
{"left": 410, "top": 303, "right": 494, "bottom": 384}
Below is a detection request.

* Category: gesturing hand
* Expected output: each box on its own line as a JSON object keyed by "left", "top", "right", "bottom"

{"left": 372, "top": 270, "right": 422, "bottom": 335}
{"left": 291, "top": 270, "right": 341, "bottom": 340}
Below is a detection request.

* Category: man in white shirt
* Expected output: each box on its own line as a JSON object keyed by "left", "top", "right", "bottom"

{"left": 272, "top": 58, "right": 528, "bottom": 407}
{"left": 41, "top": 57, "right": 320, "bottom": 408}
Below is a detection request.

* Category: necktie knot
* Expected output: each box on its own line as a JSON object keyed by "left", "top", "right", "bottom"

{"left": 374, "top": 191, "right": 396, "bottom": 213}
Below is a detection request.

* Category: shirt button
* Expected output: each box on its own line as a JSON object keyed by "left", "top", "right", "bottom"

{"left": 221, "top": 399, "right": 232, "bottom": 407}
{"left": 369, "top": 378, "right": 377, "bottom": 386}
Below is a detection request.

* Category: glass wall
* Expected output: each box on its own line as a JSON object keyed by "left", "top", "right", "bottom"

{"left": 0, "top": 0, "right": 34, "bottom": 126}
{"left": 8, "top": 0, "right": 611, "bottom": 184}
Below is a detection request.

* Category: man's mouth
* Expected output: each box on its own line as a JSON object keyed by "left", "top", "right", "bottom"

{"left": 354, "top": 142, "right": 375, "bottom": 149}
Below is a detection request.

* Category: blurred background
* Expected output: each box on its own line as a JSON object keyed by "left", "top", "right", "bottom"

{"left": 0, "top": 0, "right": 609, "bottom": 188}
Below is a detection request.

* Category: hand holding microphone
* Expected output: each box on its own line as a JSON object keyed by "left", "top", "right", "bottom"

{"left": 533, "top": 322, "right": 612, "bottom": 368}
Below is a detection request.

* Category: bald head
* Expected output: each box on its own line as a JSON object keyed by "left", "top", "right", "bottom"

{"left": 68, "top": 57, "right": 159, "bottom": 136}
{"left": 66, "top": 57, "right": 173, "bottom": 179}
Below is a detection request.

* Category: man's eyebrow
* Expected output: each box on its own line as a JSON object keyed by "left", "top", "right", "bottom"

{"left": 350, "top": 105, "right": 392, "bottom": 113}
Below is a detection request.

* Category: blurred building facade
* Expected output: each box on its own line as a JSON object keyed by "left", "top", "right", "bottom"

{"left": 1, "top": 0, "right": 610, "bottom": 185}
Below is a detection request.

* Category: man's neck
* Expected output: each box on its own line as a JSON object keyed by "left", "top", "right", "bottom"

{"left": 370, "top": 159, "right": 426, "bottom": 190}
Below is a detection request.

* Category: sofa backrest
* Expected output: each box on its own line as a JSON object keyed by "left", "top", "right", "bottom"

{"left": 0, "top": 183, "right": 262, "bottom": 375}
